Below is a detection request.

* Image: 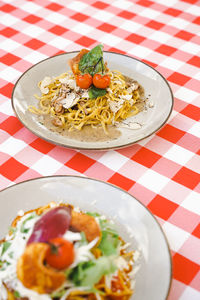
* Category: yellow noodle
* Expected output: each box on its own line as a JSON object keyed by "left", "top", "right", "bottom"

{"left": 29, "top": 70, "right": 144, "bottom": 133}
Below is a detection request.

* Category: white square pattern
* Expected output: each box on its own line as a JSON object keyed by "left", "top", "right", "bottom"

{"left": 181, "top": 191, "right": 200, "bottom": 216}
{"left": 94, "top": 11, "right": 114, "bottom": 22}
{"left": 113, "top": 0, "right": 133, "bottom": 9}
{"left": 72, "top": 23, "right": 92, "bottom": 35}
{"left": 0, "top": 39, "right": 20, "bottom": 52}
{"left": 31, "top": 156, "right": 62, "bottom": 175}
{"left": 162, "top": 222, "right": 189, "bottom": 252}
{"left": 24, "top": 52, "right": 48, "bottom": 64}
{"left": 99, "top": 34, "right": 121, "bottom": 47}
{"left": 49, "top": 37, "right": 72, "bottom": 49}
{"left": 0, "top": 67, "right": 21, "bottom": 82}
{"left": 98, "top": 151, "right": 129, "bottom": 172}
{"left": 175, "top": 87, "right": 199, "bottom": 104}
{"left": 137, "top": 169, "right": 169, "bottom": 193}
{"left": 22, "top": 25, "right": 45, "bottom": 38}
{"left": 0, "top": 137, "right": 27, "bottom": 156}
{"left": 67, "top": 1, "right": 88, "bottom": 12}
{"left": 164, "top": 144, "right": 194, "bottom": 166}
{"left": 45, "top": 12, "right": 67, "bottom": 24}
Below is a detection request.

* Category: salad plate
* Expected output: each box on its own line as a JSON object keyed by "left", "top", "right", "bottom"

{"left": 0, "top": 176, "right": 172, "bottom": 299}
{"left": 11, "top": 51, "right": 174, "bottom": 150}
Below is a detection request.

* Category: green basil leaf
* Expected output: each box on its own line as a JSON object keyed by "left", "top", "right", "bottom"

{"left": 88, "top": 86, "right": 107, "bottom": 99}
{"left": 79, "top": 44, "right": 105, "bottom": 76}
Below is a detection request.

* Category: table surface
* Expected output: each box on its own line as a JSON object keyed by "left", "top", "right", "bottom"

{"left": 0, "top": 0, "right": 200, "bottom": 299}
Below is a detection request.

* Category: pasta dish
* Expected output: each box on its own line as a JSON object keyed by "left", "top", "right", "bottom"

{"left": 28, "top": 45, "right": 146, "bottom": 138}
{"left": 0, "top": 202, "right": 138, "bottom": 300}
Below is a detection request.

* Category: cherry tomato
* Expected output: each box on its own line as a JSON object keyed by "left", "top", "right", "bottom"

{"left": 45, "top": 237, "right": 74, "bottom": 270}
{"left": 76, "top": 74, "right": 93, "bottom": 89}
{"left": 93, "top": 74, "right": 110, "bottom": 89}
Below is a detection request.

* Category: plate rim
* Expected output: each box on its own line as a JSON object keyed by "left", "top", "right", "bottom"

{"left": 0, "top": 175, "right": 172, "bottom": 299}
{"left": 11, "top": 51, "right": 174, "bottom": 150}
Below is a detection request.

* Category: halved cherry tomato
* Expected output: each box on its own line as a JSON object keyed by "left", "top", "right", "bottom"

{"left": 93, "top": 74, "right": 110, "bottom": 89}
{"left": 76, "top": 74, "right": 93, "bottom": 89}
{"left": 45, "top": 237, "right": 74, "bottom": 270}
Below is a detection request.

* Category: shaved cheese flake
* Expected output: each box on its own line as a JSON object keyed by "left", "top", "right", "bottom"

{"left": 40, "top": 77, "right": 52, "bottom": 94}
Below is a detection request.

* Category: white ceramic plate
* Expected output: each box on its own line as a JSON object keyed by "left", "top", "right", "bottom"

{"left": 0, "top": 176, "right": 172, "bottom": 300}
{"left": 12, "top": 52, "right": 173, "bottom": 150}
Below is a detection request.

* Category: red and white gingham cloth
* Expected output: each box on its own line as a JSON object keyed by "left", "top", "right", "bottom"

{"left": 0, "top": 0, "right": 200, "bottom": 298}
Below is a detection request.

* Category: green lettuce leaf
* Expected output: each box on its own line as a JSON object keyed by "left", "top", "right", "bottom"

{"left": 79, "top": 44, "right": 105, "bottom": 76}
{"left": 68, "top": 256, "right": 116, "bottom": 288}
{"left": 88, "top": 86, "right": 107, "bottom": 99}
{"left": 98, "top": 218, "right": 121, "bottom": 256}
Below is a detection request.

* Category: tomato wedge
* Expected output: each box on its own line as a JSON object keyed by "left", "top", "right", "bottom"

{"left": 93, "top": 74, "right": 110, "bottom": 89}
{"left": 45, "top": 237, "right": 75, "bottom": 270}
{"left": 76, "top": 74, "right": 93, "bottom": 89}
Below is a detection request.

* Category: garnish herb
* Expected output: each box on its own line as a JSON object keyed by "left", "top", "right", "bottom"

{"left": 98, "top": 218, "right": 121, "bottom": 256}
{"left": 68, "top": 257, "right": 116, "bottom": 288}
{"left": 88, "top": 86, "right": 107, "bottom": 99}
{"left": 79, "top": 44, "right": 105, "bottom": 76}
{"left": 20, "top": 213, "right": 36, "bottom": 234}
{"left": 13, "top": 291, "right": 21, "bottom": 298}
{"left": 1, "top": 241, "right": 11, "bottom": 256}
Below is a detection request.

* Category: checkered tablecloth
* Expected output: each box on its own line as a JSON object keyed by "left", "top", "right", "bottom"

{"left": 0, "top": 0, "right": 200, "bottom": 298}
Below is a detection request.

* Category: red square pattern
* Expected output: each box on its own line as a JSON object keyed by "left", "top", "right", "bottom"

{"left": 164, "top": 8, "right": 182, "bottom": 16}
{"left": 132, "top": 148, "right": 161, "bottom": 168}
{"left": 72, "top": 13, "right": 89, "bottom": 22}
{"left": 173, "top": 253, "right": 200, "bottom": 284}
{"left": 0, "top": 116, "right": 24, "bottom": 135}
{"left": 146, "top": 20, "right": 164, "bottom": 30}
{"left": 192, "top": 223, "right": 200, "bottom": 239}
{"left": 181, "top": 0, "right": 199, "bottom": 3}
{"left": 92, "top": 1, "right": 109, "bottom": 9}
{"left": 46, "top": 3, "right": 63, "bottom": 11}
{"left": 193, "top": 16, "right": 200, "bottom": 25}
{"left": 108, "top": 173, "right": 135, "bottom": 191}
{"left": 142, "top": 59, "right": 158, "bottom": 68}
{"left": 109, "top": 47, "right": 126, "bottom": 54}
{"left": 23, "top": 14, "right": 42, "bottom": 24}
{"left": 137, "top": 0, "right": 153, "bottom": 7}
{"left": 180, "top": 104, "right": 200, "bottom": 121}
{"left": 0, "top": 4, "right": 16, "bottom": 12}
{"left": 172, "top": 167, "right": 200, "bottom": 190}
{"left": 98, "top": 23, "right": 117, "bottom": 33}
{"left": 187, "top": 56, "right": 200, "bottom": 68}
{"left": 49, "top": 25, "right": 68, "bottom": 35}
{"left": 126, "top": 33, "right": 145, "bottom": 44}
{"left": 30, "top": 138, "right": 55, "bottom": 154}
{"left": 0, "top": 82, "right": 14, "bottom": 98}
{"left": 1, "top": 53, "right": 20, "bottom": 66}
{"left": 168, "top": 72, "right": 191, "bottom": 86}
{"left": 156, "top": 45, "right": 177, "bottom": 56}
{"left": 25, "top": 39, "right": 45, "bottom": 50}
{"left": 147, "top": 195, "right": 178, "bottom": 220}
{"left": 0, "top": 27, "right": 18, "bottom": 37}
{"left": 157, "top": 124, "right": 185, "bottom": 143}
{"left": 0, "top": 158, "right": 28, "bottom": 181}
{"left": 76, "top": 36, "right": 96, "bottom": 48}
{"left": 66, "top": 153, "right": 96, "bottom": 173}
{"left": 118, "top": 11, "right": 136, "bottom": 20}
{"left": 175, "top": 30, "right": 194, "bottom": 41}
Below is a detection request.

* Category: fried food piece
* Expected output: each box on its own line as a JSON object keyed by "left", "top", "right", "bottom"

{"left": 17, "top": 243, "right": 65, "bottom": 294}
{"left": 70, "top": 210, "right": 101, "bottom": 242}
{"left": 68, "top": 49, "right": 89, "bottom": 75}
